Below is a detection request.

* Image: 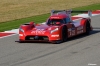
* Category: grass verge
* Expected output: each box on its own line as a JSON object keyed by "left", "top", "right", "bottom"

{"left": 0, "top": 3, "right": 100, "bottom": 32}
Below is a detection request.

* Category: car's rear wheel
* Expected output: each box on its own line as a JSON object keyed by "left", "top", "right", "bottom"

{"left": 85, "top": 22, "right": 91, "bottom": 35}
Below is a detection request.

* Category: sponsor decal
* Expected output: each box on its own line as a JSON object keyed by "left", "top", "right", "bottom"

{"left": 31, "top": 29, "right": 46, "bottom": 34}
{"left": 77, "top": 30, "right": 83, "bottom": 34}
{"left": 77, "top": 26, "right": 83, "bottom": 34}
{"left": 68, "top": 28, "right": 75, "bottom": 36}
{"left": 68, "top": 28, "right": 71, "bottom": 31}
{"left": 70, "top": 30, "right": 75, "bottom": 36}
{"left": 51, "top": 35, "right": 59, "bottom": 37}
{"left": 77, "top": 26, "right": 83, "bottom": 30}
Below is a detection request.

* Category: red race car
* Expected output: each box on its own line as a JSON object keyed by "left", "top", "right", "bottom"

{"left": 18, "top": 10, "right": 92, "bottom": 44}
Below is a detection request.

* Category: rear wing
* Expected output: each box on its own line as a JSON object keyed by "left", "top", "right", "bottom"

{"left": 51, "top": 10, "right": 92, "bottom": 19}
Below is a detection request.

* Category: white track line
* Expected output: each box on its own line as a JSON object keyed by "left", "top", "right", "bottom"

{"left": 5, "top": 29, "right": 19, "bottom": 34}
{"left": 0, "top": 34, "right": 17, "bottom": 39}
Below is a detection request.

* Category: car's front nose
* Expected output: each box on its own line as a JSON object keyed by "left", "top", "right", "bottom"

{"left": 19, "top": 26, "right": 61, "bottom": 42}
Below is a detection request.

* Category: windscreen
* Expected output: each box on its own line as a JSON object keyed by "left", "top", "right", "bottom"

{"left": 47, "top": 19, "right": 65, "bottom": 25}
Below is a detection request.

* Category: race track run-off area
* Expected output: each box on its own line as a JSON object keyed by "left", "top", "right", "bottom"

{"left": 0, "top": 10, "right": 100, "bottom": 66}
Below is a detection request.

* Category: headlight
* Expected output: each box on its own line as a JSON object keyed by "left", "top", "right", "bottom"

{"left": 51, "top": 28, "right": 59, "bottom": 34}
{"left": 19, "top": 28, "right": 24, "bottom": 33}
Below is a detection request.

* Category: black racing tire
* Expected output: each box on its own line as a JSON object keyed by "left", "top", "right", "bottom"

{"left": 85, "top": 22, "right": 91, "bottom": 35}
{"left": 62, "top": 26, "right": 68, "bottom": 42}
{"left": 51, "top": 26, "right": 68, "bottom": 44}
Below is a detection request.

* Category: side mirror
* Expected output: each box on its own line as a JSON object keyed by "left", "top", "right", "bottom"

{"left": 30, "top": 22, "right": 34, "bottom": 25}
{"left": 56, "top": 22, "right": 61, "bottom": 25}
{"left": 30, "top": 22, "right": 35, "bottom": 26}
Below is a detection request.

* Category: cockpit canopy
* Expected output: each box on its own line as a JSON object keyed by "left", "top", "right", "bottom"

{"left": 47, "top": 19, "right": 65, "bottom": 25}
{"left": 47, "top": 17, "right": 71, "bottom": 25}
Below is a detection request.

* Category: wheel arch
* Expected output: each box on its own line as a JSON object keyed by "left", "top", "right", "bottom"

{"left": 61, "top": 25, "right": 68, "bottom": 42}
{"left": 81, "top": 18, "right": 91, "bottom": 26}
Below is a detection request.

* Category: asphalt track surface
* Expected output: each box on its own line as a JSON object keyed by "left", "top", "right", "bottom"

{"left": 0, "top": 15, "right": 100, "bottom": 66}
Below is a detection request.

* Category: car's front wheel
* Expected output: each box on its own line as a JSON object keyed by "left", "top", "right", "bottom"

{"left": 62, "top": 26, "right": 68, "bottom": 42}
{"left": 52, "top": 26, "right": 68, "bottom": 44}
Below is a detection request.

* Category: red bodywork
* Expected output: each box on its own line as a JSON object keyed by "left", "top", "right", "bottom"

{"left": 19, "top": 11, "right": 92, "bottom": 43}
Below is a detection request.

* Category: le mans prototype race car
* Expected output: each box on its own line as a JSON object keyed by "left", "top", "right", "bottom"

{"left": 18, "top": 10, "right": 92, "bottom": 44}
